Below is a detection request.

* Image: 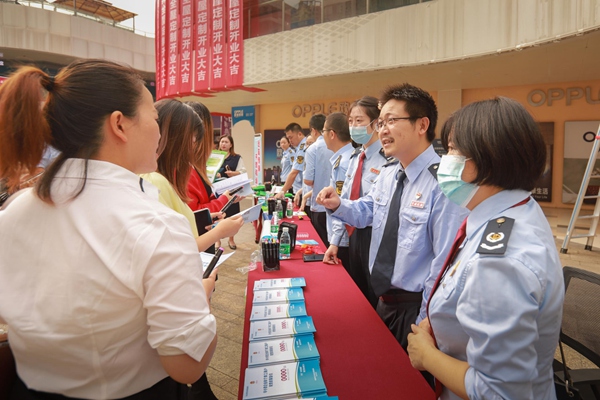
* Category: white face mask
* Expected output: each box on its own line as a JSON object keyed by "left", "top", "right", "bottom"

{"left": 438, "top": 155, "right": 479, "bottom": 208}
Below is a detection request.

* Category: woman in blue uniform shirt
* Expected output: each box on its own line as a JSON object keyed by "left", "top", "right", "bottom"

{"left": 279, "top": 135, "right": 293, "bottom": 184}
{"left": 407, "top": 97, "right": 564, "bottom": 400}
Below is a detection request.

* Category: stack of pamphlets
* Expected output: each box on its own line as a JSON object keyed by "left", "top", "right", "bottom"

{"left": 243, "top": 278, "right": 335, "bottom": 400}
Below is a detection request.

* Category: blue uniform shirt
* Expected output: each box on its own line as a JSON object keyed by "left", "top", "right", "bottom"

{"left": 304, "top": 136, "right": 334, "bottom": 213}
{"left": 331, "top": 145, "right": 469, "bottom": 321}
{"left": 341, "top": 140, "right": 387, "bottom": 199}
{"left": 429, "top": 189, "right": 564, "bottom": 400}
{"left": 280, "top": 148, "right": 293, "bottom": 183}
{"left": 327, "top": 142, "right": 354, "bottom": 247}
{"left": 291, "top": 137, "right": 307, "bottom": 194}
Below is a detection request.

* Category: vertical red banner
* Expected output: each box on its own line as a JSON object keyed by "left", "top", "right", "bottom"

{"left": 194, "top": 0, "right": 211, "bottom": 93}
{"left": 226, "top": 0, "right": 243, "bottom": 88}
{"left": 210, "top": 0, "right": 226, "bottom": 90}
{"left": 156, "top": 0, "right": 168, "bottom": 99}
{"left": 179, "top": 0, "right": 194, "bottom": 94}
{"left": 166, "top": 0, "right": 180, "bottom": 97}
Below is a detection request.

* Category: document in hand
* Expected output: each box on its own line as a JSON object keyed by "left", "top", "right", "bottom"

{"left": 232, "top": 203, "right": 262, "bottom": 223}
{"left": 212, "top": 172, "right": 253, "bottom": 196}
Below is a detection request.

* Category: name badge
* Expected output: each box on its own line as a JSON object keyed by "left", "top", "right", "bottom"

{"left": 410, "top": 200, "right": 425, "bottom": 209}
{"left": 370, "top": 168, "right": 380, "bottom": 175}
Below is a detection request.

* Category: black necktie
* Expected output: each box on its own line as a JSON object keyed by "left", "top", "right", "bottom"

{"left": 371, "top": 171, "right": 406, "bottom": 297}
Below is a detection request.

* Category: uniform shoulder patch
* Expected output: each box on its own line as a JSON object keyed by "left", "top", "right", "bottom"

{"left": 476, "top": 217, "right": 515, "bottom": 255}
{"left": 297, "top": 155, "right": 304, "bottom": 164}
{"left": 333, "top": 155, "right": 341, "bottom": 169}
{"left": 383, "top": 157, "right": 399, "bottom": 167}
{"left": 335, "top": 181, "right": 344, "bottom": 195}
{"left": 428, "top": 163, "right": 439, "bottom": 180}
{"left": 300, "top": 143, "right": 305, "bottom": 151}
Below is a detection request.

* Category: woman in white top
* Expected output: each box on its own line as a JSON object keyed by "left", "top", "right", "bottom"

{"left": 0, "top": 59, "right": 217, "bottom": 399}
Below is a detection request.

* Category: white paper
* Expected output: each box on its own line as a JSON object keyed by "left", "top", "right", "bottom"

{"left": 199, "top": 251, "right": 235, "bottom": 274}
{"left": 212, "top": 172, "right": 252, "bottom": 196}
{"left": 232, "top": 203, "right": 262, "bottom": 223}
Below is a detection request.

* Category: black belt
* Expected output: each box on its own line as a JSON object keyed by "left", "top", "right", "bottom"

{"left": 379, "top": 289, "right": 423, "bottom": 304}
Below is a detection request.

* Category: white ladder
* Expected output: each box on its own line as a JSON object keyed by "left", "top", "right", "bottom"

{"left": 560, "top": 125, "right": 600, "bottom": 254}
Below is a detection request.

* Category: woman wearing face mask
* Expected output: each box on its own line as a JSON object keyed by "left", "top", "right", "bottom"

{"left": 407, "top": 98, "right": 564, "bottom": 400}
{"left": 329, "top": 96, "right": 389, "bottom": 308}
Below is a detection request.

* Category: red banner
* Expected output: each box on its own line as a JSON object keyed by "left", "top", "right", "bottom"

{"left": 226, "top": 0, "right": 243, "bottom": 88}
{"left": 210, "top": 0, "right": 226, "bottom": 90}
{"left": 166, "top": 0, "right": 180, "bottom": 97}
{"left": 156, "top": 0, "right": 167, "bottom": 99}
{"left": 194, "top": 0, "right": 211, "bottom": 93}
{"left": 155, "top": 0, "right": 247, "bottom": 97}
{"left": 179, "top": 0, "right": 194, "bottom": 94}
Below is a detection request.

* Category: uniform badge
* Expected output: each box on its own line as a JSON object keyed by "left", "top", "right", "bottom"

{"left": 415, "top": 192, "right": 422, "bottom": 199}
{"left": 335, "top": 181, "right": 344, "bottom": 195}
{"left": 333, "top": 155, "right": 341, "bottom": 169}
{"left": 410, "top": 200, "right": 425, "bottom": 209}
{"left": 297, "top": 156, "right": 304, "bottom": 164}
{"left": 300, "top": 143, "right": 305, "bottom": 150}
{"left": 290, "top": 156, "right": 295, "bottom": 163}
{"left": 370, "top": 168, "right": 380, "bottom": 175}
{"left": 477, "top": 216, "right": 514, "bottom": 255}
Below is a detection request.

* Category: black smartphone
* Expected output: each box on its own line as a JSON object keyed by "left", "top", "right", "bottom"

{"left": 302, "top": 253, "right": 325, "bottom": 262}
{"left": 220, "top": 194, "right": 239, "bottom": 214}
{"left": 203, "top": 247, "right": 223, "bottom": 279}
{"left": 194, "top": 208, "right": 212, "bottom": 235}
{"left": 229, "top": 185, "right": 244, "bottom": 195}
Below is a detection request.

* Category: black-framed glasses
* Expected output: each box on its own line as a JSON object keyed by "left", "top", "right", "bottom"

{"left": 321, "top": 128, "right": 334, "bottom": 135}
{"left": 374, "top": 116, "right": 420, "bottom": 132}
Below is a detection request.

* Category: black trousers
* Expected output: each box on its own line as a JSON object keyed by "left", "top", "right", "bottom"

{"left": 11, "top": 372, "right": 217, "bottom": 400}
{"left": 376, "top": 291, "right": 422, "bottom": 350}
{"left": 310, "top": 211, "right": 329, "bottom": 248}
{"left": 348, "top": 227, "right": 378, "bottom": 309}
{"left": 337, "top": 246, "right": 350, "bottom": 275}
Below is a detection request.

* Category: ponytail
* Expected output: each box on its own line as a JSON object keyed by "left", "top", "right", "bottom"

{"left": 0, "top": 67, "right": 52, "bottom": 190}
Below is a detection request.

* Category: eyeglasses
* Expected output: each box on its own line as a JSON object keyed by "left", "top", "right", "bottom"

{"left": 374, "top": 116, "right": 420, "bottom": 132}
{"left": 321, "top": 128, "right": 334, "bottom": 135}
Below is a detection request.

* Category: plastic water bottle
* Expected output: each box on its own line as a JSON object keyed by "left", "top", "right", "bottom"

{"left": 271, "top": 214, "right": 279, "bottom": 236}
{"left": 286, "top": 199, "right": 293, "bottom": 218}
{"left": 276, "top": 200, "right": 283, "bottom": 219}
{"left": 279, "top": 227, "right": 291, "bottom": 260}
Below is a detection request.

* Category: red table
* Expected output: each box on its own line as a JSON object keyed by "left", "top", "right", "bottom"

{"left": 238, "top": 215, "right": 435, "bottom": 400}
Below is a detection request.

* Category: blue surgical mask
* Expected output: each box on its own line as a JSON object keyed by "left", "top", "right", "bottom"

{"left": 349, "top": 125, "right": 373, "bottom": 145}
{"left": 438, "top": 155, "right": 479, "bottom": 208}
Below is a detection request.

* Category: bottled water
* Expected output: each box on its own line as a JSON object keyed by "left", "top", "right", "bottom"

{"left": 279, "top": 227, "right": 291, "bottom": 260}
{"left": 286, "top": 199, "right": 293, "bottom": 218}
{"left": 271, "top": 214, "right": 279, "bottom": 236}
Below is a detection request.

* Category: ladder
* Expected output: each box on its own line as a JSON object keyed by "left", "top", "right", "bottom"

{"left": 560, "top": 125, "right": 600, "bottom": 254}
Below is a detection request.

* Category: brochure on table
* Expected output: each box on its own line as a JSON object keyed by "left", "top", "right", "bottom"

{"left": 242, "top": 360, "right": 327, "bottom": 400}
{"left": 250, "top": 302, "right": 307, "bottom": 321}
{"left": 249, "top": 316, "right": 317, "bottom": 341}
{"left": 252, "top": 288, "right": 305, "bottom": 304}
{"left": 207, "top": 150, "right": 227, "bottom": 183}
{"left": 253, "top": 277, "right": 306, "bottom": 291}
{"left": 212, "top": 172, "right": 253, "bottom": 196}
{"left": 248, "top": 334, "right": 319, "bottom": 367}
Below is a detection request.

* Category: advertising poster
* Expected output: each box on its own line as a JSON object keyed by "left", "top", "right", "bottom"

{"left": 563, "top": 121, "right": 600, "bottom": 204}
{"left": 263, "top": 129, "right": 284, "bottom": 184}
{"left": 531, "top": 122, "right": 554, "bottom": 202}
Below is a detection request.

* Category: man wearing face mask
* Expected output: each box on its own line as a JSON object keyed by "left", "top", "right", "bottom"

{"left": 336, "top": 96, "right": 390, "bottom": 308}
{"left": 317, "top": 83, "right": 469, "bottom": 350}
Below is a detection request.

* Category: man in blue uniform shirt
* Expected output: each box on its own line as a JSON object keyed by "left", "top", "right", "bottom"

{"left": 321, "top": 112, "right": 354, "bottom": 273}
{"left": 275, "top": 123, "right": 307, "bottom": 199}
{"left": 302, "top": 114, "right": 333, "bottom": 246}
{"left": 317, "top": 84, "right": 468, "bottom": 349}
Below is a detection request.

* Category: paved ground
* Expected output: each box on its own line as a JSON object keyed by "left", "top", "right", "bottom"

{"left": 206, "top": 200, "right": 600, "bottom": 398}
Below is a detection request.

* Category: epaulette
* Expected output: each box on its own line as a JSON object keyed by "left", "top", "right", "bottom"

{"left": 383, "top": 157, "right": 399, "bottom": 167}
{"left": 476, "top": 217, "right": 515, "bottom": 255}
{"left": 350, "top": 147, "right": 362, "bottom": 158}
{"left": 378, "top": 148, "right": 391, "bottom": 161}
{"left": 333, "top": 155, "right": 341, "bottom": 169}
{"left": 428, "top": 163, "right": 439, "bottom": 180}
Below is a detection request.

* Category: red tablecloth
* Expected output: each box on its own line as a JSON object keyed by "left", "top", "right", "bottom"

{"left": 238, "top": 215, "right": 435, "bottom": 400}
